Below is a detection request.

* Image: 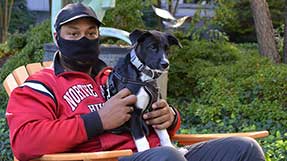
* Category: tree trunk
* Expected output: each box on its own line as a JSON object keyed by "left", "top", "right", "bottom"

{"left": 49, "top": 0, "right": 52, "bottom": 16}
{"left": 0, "top": 0, "right": 14, "bottom": 43}
{"left": 168, "top": 0, "right": 173, "bottom": 15}
{"left": 62, "top": 0, "right": 70, "bottom": 6}
{"left": 173, "top": 0, "right": 180, "bottom": 16}
{"left": 156, "top": 0, "right": 162, "bottom": 30}
{"left": 167, "top": 0, "right": 180, "bottom": 16}
{"left": 250, "top": 0, "right": 280, "bottom": 63}
{"left": 283, "top": 0, "right": 287, "bottom": 63}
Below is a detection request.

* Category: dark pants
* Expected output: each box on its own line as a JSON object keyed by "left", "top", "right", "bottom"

{"left": 119, "top": 137, "right": 265, "bottom": 161}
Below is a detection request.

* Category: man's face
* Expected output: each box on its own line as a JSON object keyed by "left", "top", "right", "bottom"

{"left": 60, "top": 17, "right": 99, "bottom": 40}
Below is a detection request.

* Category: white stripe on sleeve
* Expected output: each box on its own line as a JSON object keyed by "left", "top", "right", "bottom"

{"left": 21, "top": 82, "right": 55, "bottom": 100}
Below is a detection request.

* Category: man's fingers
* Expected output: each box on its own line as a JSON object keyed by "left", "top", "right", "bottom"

{"left": 147, "top": 114, "right": 171, "bottom": 130}
{"left": 152, "top": 99, "right": 168, "bottom": 109}
{"left": 123, "top": 95, "right": 137, "bottom": 105}
{"left": 152, "top": 121, "right": 170, "bottom": 130}
{"left": 144, "top": 107, "right": 169, "bottom": 119}
{"left": 146, "top": 114, "right": 169, "bottom": 125}
{"left": 115, "top": 88, "right": 132, "bottom": 98}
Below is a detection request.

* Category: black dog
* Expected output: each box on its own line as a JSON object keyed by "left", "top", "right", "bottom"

{"left": 106, "top": 29, "right": 182, "bottom": 152}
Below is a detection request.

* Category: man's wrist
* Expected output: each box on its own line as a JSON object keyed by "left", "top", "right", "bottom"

{"left": 81, "top": 111, "right": 104, "bottom": 139}
{"left": 168, "top": 105, "right": 178, "bottom": 129}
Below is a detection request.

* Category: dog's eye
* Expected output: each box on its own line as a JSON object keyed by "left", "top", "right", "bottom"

{"left": 149, "top": 44, "right": 158, "bottom": 51}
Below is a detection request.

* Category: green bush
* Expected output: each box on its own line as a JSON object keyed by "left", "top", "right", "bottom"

{"left": 274, "top": 24, "right": 284, "bottom": 56}
{"left": 0, "top": 20, "right": 52, "bottom": 82}
{"left": 167, "top": 40, "right": 287, "bottom": 160}
{"left": 103, "top": 0, "right": 146, "bottom": 32}
{"left": 168, "top": 39, "right": 240, "bottom": 100}
{"left": 7, "top": 32, "right": 27, "bottom": 49}
{"left": 262, "top": 131, "right": 287, "bottom": 161}
{"left": 0, "top": 18, "right": 52, "bottom": 116}
{"left": 0, "top": 109, "right": 12, "bottom": 161}
{"left": 9, "top": 0, "right": 35, "bottom": 33}
{"left": 0, "top": 43, "right": 15, "bottom": 59}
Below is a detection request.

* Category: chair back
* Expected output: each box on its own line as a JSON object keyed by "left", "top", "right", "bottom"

{"left": 3, "top": 61, "right": 52, "bottom": 96}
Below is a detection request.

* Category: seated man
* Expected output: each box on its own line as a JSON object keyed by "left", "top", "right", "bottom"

{"left": 6, "top": 2, "right": 265, "bottom": 161}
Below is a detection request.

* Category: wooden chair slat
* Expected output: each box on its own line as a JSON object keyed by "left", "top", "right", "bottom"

{"left": 42, "top": 61, "right": 53, "bottom": 68}
{"left": 26, "top": 63, "right": 43, "bottom": 75}
{"left": 171, "top": 130, "right": 269, "bottom": 145}
{"left": 31, "top": 150, "right": 133, "bottom": 161}
{"left": 3, "top": 73, "right": 19, "bottom": 96}
{"left": 12, "top": 66, "right": 29, "bottom": 85}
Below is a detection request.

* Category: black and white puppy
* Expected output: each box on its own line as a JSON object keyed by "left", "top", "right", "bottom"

{"left": 107, "top": 29, "right": 182, "bottom": 152}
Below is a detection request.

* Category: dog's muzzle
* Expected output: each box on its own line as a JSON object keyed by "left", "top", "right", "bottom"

{"left": 160, "top": 56, "right": 169, "bottom": 70}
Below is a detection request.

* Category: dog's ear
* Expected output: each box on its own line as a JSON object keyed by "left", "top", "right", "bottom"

{"left": 129, "top": 29, "right": 152, "bottom": 45}
{"left": 165, "top": 33, "right": 182, "bottom": 48}
{"left": 129, "top": 29, "right": 145, "bottom": 45}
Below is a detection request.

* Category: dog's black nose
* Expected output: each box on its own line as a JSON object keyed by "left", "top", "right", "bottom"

{"left": 160, "top": 62, "right": 169, "bottom": 69}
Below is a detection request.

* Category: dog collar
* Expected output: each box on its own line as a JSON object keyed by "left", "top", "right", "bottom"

{"left": 130, "top": 49, "right": 162, "bottom": 79}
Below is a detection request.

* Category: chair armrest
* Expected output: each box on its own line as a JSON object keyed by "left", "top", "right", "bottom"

{"left": 171, "top": 130, "right": 269, "bottom": 145}
{"left": 28, "top": 149, "right": 133, "bottom": 161}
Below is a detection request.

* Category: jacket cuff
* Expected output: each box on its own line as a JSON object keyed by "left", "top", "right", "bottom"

{"left": 167, "top": 105, "right": 181, "bottom": 135}
{"left": 81, "top": 112, "right": 104, "bottom": 139}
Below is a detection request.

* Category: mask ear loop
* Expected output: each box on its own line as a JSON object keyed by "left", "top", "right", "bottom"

{"left": 54, "top": 30, "right": 61, "bottom": 47}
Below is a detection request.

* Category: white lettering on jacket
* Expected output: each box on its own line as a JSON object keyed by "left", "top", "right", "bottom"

{"left": 88, "top": 103, "right": 104, "bottom": 112}
{"left": 63, "top": 84, "right": 98, "bottom": 111}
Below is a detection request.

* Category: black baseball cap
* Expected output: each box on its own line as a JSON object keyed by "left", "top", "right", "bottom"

{"left": 54, "top": 3, "right": 103, "bottom": 32}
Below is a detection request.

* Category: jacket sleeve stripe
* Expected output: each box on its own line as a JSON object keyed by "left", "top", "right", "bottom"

{"left": 20, "top": 81, "right": 55, "bottom": 101}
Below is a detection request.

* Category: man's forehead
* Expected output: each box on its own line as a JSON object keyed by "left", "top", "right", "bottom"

{"left": 61, "top": 17, "right": 99, "bottom": 29}
{"left": 62, "top": 24, "right": 98, "bottom": 30}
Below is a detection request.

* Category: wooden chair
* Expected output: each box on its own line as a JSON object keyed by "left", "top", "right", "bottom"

{"left": 3, "top": 61, "right": 269, "bottom": 161}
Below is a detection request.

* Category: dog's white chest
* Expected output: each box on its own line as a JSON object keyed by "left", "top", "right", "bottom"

{"left": 135, "top": 87, "right": 150, "bottom": 110}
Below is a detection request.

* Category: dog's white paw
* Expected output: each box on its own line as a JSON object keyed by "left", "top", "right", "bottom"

{"left": 177, "top": 147, "right": 189, "bottom": 155}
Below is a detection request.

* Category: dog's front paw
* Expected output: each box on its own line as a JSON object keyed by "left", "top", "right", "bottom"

{"left": 177, "top": 147, "right": 189, "bottom": 155}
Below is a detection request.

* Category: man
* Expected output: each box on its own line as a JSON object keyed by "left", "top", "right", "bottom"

{"left": 6, "top": 3, "right": 265, "bottom": 161}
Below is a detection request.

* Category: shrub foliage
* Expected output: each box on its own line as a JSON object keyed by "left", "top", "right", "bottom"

{"left": 168, "top": 40, "right": 287, "bottom": 160}
{"left": 103, "top": 0, "right": 145, "bottom": 32}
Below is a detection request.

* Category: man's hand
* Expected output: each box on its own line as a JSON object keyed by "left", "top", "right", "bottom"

{"left": 143, "top": 99, "right": 175, "bottom": 130}
{"left": 98, "top": 88, "right": 137, "bottom": 130}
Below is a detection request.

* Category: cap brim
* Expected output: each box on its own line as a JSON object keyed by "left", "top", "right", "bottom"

{"left": 59, "top": 14, "right": 103, "bottom": 26}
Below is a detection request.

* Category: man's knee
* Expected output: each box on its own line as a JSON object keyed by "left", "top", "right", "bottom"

{"left": 226, "top": 136, "right": 265, "bottom": 160}
{"left": 229, "top": 137, "right": 262, "bottom": 151}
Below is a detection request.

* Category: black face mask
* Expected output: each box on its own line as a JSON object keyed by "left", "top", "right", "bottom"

{"left": 57, "top": 36, "right": 100, "bottom": 65}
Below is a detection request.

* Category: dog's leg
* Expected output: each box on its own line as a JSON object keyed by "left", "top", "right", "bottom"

{"left": 155, "top": 128, "right": 188, "bottom": 155}
{"left": 136, "top": 87, "right": 175, "bottom": 149}
{"left": 130, "top": 109, "right": 150, "bottom": 152}
{"left": 134, "top": 136, "right": 150, "bottom": 152}
{"left": 131, "top": 87, "right": 152, "bottom": 152}
{"left": 154, "top": 129, "right": 173, "bottom": 147}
